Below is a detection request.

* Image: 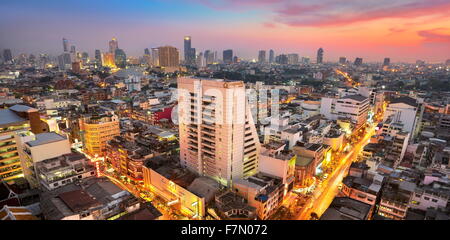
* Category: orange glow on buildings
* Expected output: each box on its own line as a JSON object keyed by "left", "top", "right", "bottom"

{"left": 102, "top": 52, "right": 116, "bottom": 68}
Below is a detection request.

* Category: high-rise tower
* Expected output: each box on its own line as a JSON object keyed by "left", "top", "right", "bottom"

{"left": 258, "top": 50, "right": 266, "bottom": 63}
{"left": 317, "top": 48, "right": 324, "bottom": 64}
{"left": 177, "top": 77, "right": 260, "bottom": 186}
{"left": 109, "top": 38, "right": 119, "bottom": 54}
{"left": 62, "top": 38, "right": 69, "bottom": 52}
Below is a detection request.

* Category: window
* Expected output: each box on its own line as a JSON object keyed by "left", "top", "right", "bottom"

{"left": 431, "top": 199, "right": 438, "bottom": 203}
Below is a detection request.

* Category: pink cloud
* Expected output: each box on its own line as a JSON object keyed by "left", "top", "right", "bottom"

{"left": 275, "top": 0, "right": 450, "bottom": 27}
{"left": 194, "top": 0, "right": 450, "bottom": 28}
{"left": 262, "top": 22, "right": 276, "bottom": 28}
{"left": 418, "top": 28, "right": 450, "bottom": 43}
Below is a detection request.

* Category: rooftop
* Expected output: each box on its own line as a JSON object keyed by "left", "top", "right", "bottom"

{"left": 26, "top": 132, "right": 67, "bottom": 147}
{"left": 341, "top": 94, "right": 368, "bottom": 102}
{"left": 9, "top": 104, "right": 38, "bottom": 113}
{"left": 390, "top": 96, "right": 418, "bottom": 107}
{"left": 57, "top": 190, "right": 101, "bottom": 213}
{"left": 320, "top": 197, "right": 371, "bottom": 220}
{"left": 0, "top": 109, "right": 27, "bottom": 126}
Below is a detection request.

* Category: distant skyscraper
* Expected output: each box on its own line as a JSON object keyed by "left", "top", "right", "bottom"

{"left": 151, "top": 48, "right": 159, "bottom": 66}
{"left": 103, "top": 52, "right": 116, "bottom": 68}
{"left": 114, "top": 49, "right": 127, "bottom": 69}
{"left": 287, "top": 53, "right": 299, "bottom": 65}
{"left": 258, "top": 50, "right": 266, "bottom": 63}
{"left": 302, "top": 57, "right": 310, "bottom": 64}
{"left": 276, "top": 54, "right": 288, "bottom": 64}
{"left": 184, "top": 36, "right": 191, "bottom": 59}
{"left": 354, "top": 57, "right": 363, "bottom": 66}
{"left": 109, "top": 38, "right": 119, "bottom": 54}
{"left": 70, "top": 45, "right": 76, "bottom": 54}
{"left": 58, "top": 53, "right": 72, "bottom": 70}
{"left": 317, "top": 48, "right": 324, "bottom": 64}
{"left": 95, "top": 49, "right": 102, "bottom": 65}
{"left": 223, "top": 49, "right": 233, "bottom": 64}
{"left": 204, "top": 50, "right": 214, "bottom": 65}
{"left": 196, "top": 52, "right": 205, "bottom": 68}
{"left": 416, "top": 60, "right": 425, "bottom": 66}
{"left": 383, "top": 58, "right": 391, "bottom": 66}
{"left": 81, "top": 52, "right": 89, "bottom": 64}
{"left": 339, "top": 57, "right": 347, "bottom": 64}
{"left": 177, "top": 77, "right": 261, "bottom": 186}
{"left": 2, "top": 49, "right": 13, "bottom": 62}
{"left": 62, "top": 38, "right": 69, "bottom": 52}
{"left": 233, "top": 56, "right": 239, "bottom": 63}
{"left": 158, "top": 46, "right": 179, "bottom": 67}
{"left": 269, "top": 49, "right": 274, "bottom": 63}
{"left": 188, "top": 48, "right": 196, "bottom": 65}
{"left": 184, "top": 36, "right": 196, "bottom": 66}
{"left": 446, "top": 59, "right": 450, "bottom": 66}
{"left": 144, "top": 48, "right": 150, "bottom": 55}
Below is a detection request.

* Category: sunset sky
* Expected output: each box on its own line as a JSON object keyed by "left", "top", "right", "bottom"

{"left": 1, "top": 0, "right": 450, "bottom": 63}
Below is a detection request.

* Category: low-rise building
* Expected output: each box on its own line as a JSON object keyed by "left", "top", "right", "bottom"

{"left": 320, "top": 197, "right": 372, "bottom": 220}
{"left": 377, "top": 179, "right": 416, "bottom": 220}
{"left": 259, "top": 141, "right": 296, "bottom": 196}
{"left": 35, "top": 153, "right": 96, "bottom": 191}
{"left": 232, "top": 174, "right": 284, "bottom": 220}
{"left": 214, "top": 190, "right": 257, "bottom": 220}
{"left": 40, "top": 177, "right": 137, "bottom": 220}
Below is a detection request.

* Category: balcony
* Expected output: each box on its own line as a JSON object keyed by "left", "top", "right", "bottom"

{"left": 202, "top": 140, "right": 215, "bottom": 149}
{"left": 0, "top": 137, "right": 14, "bottom": 143}
{"left": 202, "top": 134, "right": 215, "bottom": 141}
{"left": 0, "top": 152, "right": 19, "bottom": 162}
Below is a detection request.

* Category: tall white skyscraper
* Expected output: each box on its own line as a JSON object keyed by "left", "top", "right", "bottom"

{"left": 177, "top": 77, "right": 260, "bottom": 186}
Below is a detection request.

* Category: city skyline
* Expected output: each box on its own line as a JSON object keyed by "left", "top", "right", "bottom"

{"left": 1, "top": 0, "right": 450, "bottom": 63}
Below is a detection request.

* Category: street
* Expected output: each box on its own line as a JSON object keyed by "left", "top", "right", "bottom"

{"left": 293, "top": 124, "right": 377, "bottom": 220}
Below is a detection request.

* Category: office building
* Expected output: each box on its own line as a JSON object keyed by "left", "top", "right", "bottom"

{"left": 269, "top": 49, "right": 274, "bottom": 63}
{"left": 317, "top": 48, "right": 324, "bottom": 64}
{"left": 102, "top": 52, "right": 116, "bottom": 68}
{"left": 320, "top": 94, "right": 370, "bottom": 126}
{"left": 258, "top": 50, "right": 266, "bottom": 63}
{"left": 151, "top": 48, "right": 159, "bottom": 66}
{"left": 354, "top": 58, "right": 363, "bottom": 66}
{"left": 62, "top": 38, "right": 69, "bottom": 52}
{"left": 177, "top": 77, "right": 260, "bottom": 186}
{"left": 158, "top": 46, "right": 179, "bottom": 68}
{"left": 114, "top": 49, "right": 127, "bottom": 69}
{"left": 109, "top": 38, "right": 119, "bottom": 54}
{"left": 57, "top": 53, "right": 72, "bottom": 70}
{"left": 339, "top": 57, "right": 346, "bottom": 64}
{"left": 94, "top": 49, "right": 102, "bottom": 66}
{"left": 204, "top": 50, "right": 214, "bottom": 65}
{"left": 3, "top": 49, "right": 13, "bottom": 63}
{"left": 276, "top": 54, "right": 288, "bottom": 64}
{"left": 383, "top": 58, "right": 391, "bottom": 66}
{"left": 184, "top": 36, "right": 196, "bottom": 66}
{"left": 287, "top": 54, "right": 299, "bottom": 65}
{"left": 223, "top": 49, "right": 233, "bottom": 64}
